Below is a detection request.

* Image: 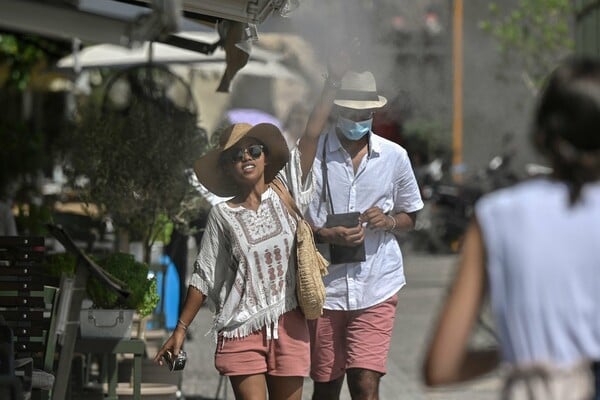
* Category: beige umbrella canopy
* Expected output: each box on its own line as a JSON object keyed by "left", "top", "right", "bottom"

{"left": 56, "top": 31, "right": 303, "bottom": 83}
{"left": 55, "top": 31, "right": 315, "bottom": 135}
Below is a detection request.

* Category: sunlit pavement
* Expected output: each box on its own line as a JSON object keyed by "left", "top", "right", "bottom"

{"left": 179, "top": 250, "right": 503, "bottom": 400}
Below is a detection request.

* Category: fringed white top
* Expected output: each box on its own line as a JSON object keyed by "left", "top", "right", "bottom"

{"left": 190, "top": 147, "right": 313, "bottom": 340}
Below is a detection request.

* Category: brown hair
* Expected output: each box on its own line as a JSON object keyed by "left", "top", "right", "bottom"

{"left": 534, "top": 56, "right": 600, "bottom": 205}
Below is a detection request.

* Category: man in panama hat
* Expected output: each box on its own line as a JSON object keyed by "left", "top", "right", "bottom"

{"left": 305, "top": 71, "right": 424, "bottom": 400}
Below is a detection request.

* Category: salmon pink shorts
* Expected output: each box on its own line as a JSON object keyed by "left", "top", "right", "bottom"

{"left": 214, "top": 308, "right": 310, "bottom": 377}
{"left": 307, "top": 294, "right": 398, "bottom": 382}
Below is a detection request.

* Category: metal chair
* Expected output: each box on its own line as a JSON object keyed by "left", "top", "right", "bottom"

{"left": 0, "top": 236, "right": 61, "bottom": 400}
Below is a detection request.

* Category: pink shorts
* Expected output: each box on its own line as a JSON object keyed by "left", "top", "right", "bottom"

{"left": 214, "top": 308, "right": 310, "bottom": 377}
{"left": 307, "top": 294, "right": 398, "bottom": 382}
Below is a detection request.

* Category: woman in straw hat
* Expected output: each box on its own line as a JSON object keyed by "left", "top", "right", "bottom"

{"left": 154, "top": 56, "right": 348, "bottom": 400}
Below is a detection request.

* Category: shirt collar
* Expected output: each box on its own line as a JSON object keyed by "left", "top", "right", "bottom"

{"left": 325, "top": 126, "right": 381, "bottom": 158}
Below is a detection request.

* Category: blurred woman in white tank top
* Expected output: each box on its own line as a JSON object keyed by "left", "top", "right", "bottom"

{"left": 423, "top": 56, "right": 600, "bottom": 400}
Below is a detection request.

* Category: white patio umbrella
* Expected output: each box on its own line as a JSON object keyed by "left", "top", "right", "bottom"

{"left": 56, "top": 31, "right": 303, "bottom": 82}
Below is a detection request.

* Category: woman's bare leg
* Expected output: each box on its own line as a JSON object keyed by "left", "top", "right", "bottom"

{"left": 266, "top": 375, "right": 304, "bottom": 400}
{"left": 229, "top": 374, "right": 268, "bottom": 400}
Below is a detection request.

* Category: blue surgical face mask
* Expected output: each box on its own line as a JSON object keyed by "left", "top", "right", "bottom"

{"left": 336, "top": 116, "right": 373, "bottom": 141}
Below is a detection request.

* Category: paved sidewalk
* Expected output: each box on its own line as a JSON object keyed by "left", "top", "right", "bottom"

{"left": 179, "top": 252, "right": 503, "bottom": 399}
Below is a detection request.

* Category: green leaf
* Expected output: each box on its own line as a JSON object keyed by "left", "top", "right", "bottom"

{"left": 478, "top": 0, "right": 574, "bottom": 93}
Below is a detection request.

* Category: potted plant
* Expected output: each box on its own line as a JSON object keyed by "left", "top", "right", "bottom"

{"left": 82, "top": 252, "right": 160, "bottom": 338}
{"left": 56, "top": 66, "right": 209, "bottom": 336}
{"left": 46, "top": 251, "right": 160, "bottom": 338}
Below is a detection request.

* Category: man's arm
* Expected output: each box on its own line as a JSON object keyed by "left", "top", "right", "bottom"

{"left": 297, "top": 54, "right": 349, "bottom": 183}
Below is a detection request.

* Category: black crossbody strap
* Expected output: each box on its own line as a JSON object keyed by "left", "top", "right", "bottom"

{"left": 320, "top": 135, "right": 335, "bottom": 214}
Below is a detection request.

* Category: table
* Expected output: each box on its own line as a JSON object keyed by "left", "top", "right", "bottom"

{"left": 75, "top": 337, "right": 145, "bottom": 400}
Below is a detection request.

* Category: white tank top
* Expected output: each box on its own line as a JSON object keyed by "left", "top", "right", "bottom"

{"left": 476, "top": 178, "right": 600, "bottom": 366}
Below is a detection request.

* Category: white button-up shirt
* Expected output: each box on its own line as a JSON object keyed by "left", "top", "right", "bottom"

{"left": 305, "top": 128, "right": 423, "bottom": 310}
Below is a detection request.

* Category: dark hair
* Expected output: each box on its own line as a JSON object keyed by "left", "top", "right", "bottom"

{"left": 534, "top": 56, "right": 600, "bottom": 205}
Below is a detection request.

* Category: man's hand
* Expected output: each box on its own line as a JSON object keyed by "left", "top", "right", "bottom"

{"left": 327, "top": 50, "right": 351, "bottom": 83}
{"left": 360, "top": 207, "right": 394, "bottom": 231}
{"left": 319, "top": 224, "right": 365, "bottom": 247}
{"left": 326, "top": 37, "right": 360, "bottom": 81}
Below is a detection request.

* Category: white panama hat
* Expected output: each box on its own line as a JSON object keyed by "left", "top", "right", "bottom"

{"left": 333, "top": 71, "right": 387, "bottom": 110}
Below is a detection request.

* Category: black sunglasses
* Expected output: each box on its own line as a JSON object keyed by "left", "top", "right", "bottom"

{"left": 229, "top": 144, "right": 265, "bottom": 163}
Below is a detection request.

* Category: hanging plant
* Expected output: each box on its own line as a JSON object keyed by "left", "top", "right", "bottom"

{"left": 63, "top": 65, "right": 207, "bottom": 263}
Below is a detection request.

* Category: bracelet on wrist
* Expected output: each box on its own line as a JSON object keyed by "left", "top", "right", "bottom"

{"left": 387, "top": 215, "right": 397, "bottom": 232}
{"left": 177, "top": 319, "right": 189, "bottom": 331}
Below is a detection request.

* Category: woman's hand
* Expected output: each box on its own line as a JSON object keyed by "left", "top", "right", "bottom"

{"left": 154, "top": 287, "right": 204, "bottom": 366}
{"left": 153, "top": 328, "right": 186, "bottom": 367}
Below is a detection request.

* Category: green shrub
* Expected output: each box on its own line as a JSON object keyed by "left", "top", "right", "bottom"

{"left": 46, "top": 251, "right": 159, "bottom": 318}
{"left": 86, "top": 252, "right": 159, "bottom": 318}
{"left": 45, "top": 252, "right": 76, "bottom": 278}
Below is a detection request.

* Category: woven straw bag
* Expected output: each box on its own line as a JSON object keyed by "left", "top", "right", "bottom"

{"left": 271, "top": 179, "right": 329, "bottom": 319}
{"left": 294, "top": 218, "right": 329, "bottom": 319}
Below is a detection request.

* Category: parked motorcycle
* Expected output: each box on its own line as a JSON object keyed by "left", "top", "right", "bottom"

{"left": 410, "top": 176, "right": 481, "bottom": 253}
{"left": 410, "top": 142, "right": 520, "bottom": 254}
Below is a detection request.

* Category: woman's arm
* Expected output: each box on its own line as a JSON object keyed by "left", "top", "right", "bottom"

{"left": 297, "top": 55, "right": 349, "bottom": 182}
{"left": 422, "top": 218, "right": 500, "bottom": 386}
{"left": 155, "top": 210, "right": 222, "bottom": 365}
{"left": 177, "top": 286, "right": 206, "bottom": 332}
{"left": 154, "top": 286, "right": 205, "bottom": 366}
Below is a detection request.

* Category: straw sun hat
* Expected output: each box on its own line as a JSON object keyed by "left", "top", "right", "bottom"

{"left": 194, "top": 123, "right": 289, "bottom": 197}
{"left": 333, "top": 71, "right": 387, "bottom": 110}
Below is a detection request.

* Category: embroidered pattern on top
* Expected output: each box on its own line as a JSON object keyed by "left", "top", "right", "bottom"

{"left": 227, "top": 197, "right": 289, "bottom": 306}
{"left": 233, "top": 198, "right": 283, "bottom": 244}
